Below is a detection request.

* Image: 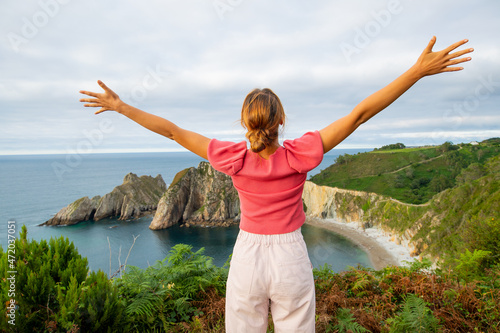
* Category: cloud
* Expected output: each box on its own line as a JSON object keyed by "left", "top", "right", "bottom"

{"left": 1, "top": 0, "right": 499, "bottom": 154}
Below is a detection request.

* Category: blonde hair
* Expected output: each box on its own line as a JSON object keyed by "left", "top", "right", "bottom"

{"left": 241, "top": 88, "right": 285, "bottom": 153}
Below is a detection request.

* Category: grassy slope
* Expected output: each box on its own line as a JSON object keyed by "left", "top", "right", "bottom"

{"left": 424, "top": 154, "right": 500, "bottom": 259}
{"left": 311, "top": 139, "right": 500, "bottom": 204}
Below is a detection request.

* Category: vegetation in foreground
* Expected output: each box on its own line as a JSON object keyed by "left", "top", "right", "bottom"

{"left": 1, "top": 227, "right": 499, "bottom": 332}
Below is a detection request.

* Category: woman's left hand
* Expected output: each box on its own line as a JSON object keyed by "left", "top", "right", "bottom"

{"left": 413, "top": 36, "right": 473, "bottom": 77}
{"left": 79, "top": 80, "right": 124, "bottom": 114}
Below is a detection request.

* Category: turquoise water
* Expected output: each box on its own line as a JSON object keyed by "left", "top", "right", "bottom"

{"left": 0, "top": 150, "right": 373, "bottom": 273}
{"left": 35, "top": 217, "right": 371, "bottom": 274}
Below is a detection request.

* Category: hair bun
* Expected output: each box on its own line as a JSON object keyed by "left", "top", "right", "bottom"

{"left": 241, "top": 88, "right": 285, "bottom": 153}
{"left": 247, "top": 128, "right": 267, "bottom": 153}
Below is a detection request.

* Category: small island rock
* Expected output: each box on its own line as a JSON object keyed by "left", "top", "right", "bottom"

{"left": 42, "top": 173, "right": 166, "bottom": 226}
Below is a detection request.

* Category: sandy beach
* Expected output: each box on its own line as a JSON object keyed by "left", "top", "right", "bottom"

{"left": 305, "top": 218, "right": 416, "bottom": 270}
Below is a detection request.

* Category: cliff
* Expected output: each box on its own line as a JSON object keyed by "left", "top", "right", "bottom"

{"left": 302, "top": 181, "right": 382, "bottom": 225}
{"left": 42, "top": 173, "right": 166, "bottom": 226}
{"left": 302, "top": 181, "right": 428, "bottom": 257}
{"left": 149, "top": 162, "right": 240, "bottom": 230}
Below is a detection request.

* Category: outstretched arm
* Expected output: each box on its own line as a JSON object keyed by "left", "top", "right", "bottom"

{"left": 79, "top": 81, "right": 210, "bottom": 159}
{"left": 319, "top": 37, "right": 474, "bottom": 153}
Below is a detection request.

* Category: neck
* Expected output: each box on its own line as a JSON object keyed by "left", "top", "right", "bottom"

{"left": 258, "top": 140, "right": 280, "bottom": 160}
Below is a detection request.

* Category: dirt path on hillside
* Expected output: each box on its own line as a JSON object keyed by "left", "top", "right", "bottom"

{"left": 343, "top": 153, "right": 445, "bottom": 180}
{"left": 385, "top": 146, "right": 462, "bottom": 175}
{"left": 380, "top": 198, "right": 431, "bottom": 207}
{"left": 387, "top": 154, "right": 444, "bottom": 174}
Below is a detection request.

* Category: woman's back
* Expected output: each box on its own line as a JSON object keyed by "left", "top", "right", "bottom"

{"left": 208, "top": 130, "right": 324, "bottom": 234}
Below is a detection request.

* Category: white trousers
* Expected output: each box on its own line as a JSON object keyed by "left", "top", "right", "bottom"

{"left": 225, "top": 228, "right": 316, "bottom": 332}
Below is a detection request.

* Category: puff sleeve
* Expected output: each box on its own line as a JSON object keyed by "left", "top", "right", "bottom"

{"left": 207, "top": 139, "right": 247, "bottom": 176}
{"left": 283, "top": 131, "right": 324, "bottom": 173}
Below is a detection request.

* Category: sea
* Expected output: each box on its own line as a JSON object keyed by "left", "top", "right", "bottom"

{"left": 0, "top": 149, "right": 373, "bottom": 275}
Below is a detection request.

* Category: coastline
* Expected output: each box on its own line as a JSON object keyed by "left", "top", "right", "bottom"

{"left": 305, "top": 218, "right": 416, "bottom": 271}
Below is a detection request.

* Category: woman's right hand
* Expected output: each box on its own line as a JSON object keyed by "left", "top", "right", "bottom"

{"left": 79, "top": 79, "right": 211, "bottom": 159}
{"left": 79, "top": 80, "right": 124, "bottom": 114}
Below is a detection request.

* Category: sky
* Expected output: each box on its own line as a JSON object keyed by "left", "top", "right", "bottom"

{"left": 1, "top": 0, "right": 499, "bottom": 155}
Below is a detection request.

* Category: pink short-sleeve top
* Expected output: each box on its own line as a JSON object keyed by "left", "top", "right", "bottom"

{"left": 207, "top": 131, "right": 324, "bottom": 235}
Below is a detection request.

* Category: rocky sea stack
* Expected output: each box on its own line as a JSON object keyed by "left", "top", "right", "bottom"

{"left": 149, "top": 161, "right": 240, "bottom": 230}
{"left": 42, "top": 173, "right": 166, "bottom": 226}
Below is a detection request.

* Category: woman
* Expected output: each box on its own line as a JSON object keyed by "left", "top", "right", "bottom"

{"left": 80, "top": 36, "right": 472, "bottom": 332}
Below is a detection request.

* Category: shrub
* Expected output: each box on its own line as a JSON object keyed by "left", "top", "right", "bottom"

{"left": 0, "top": 225, "right": 127, "bottom": 332}
{"left": 115, "top": 244, "right": 228, "bottom": 331}
{"left": 0, "top": 226, "right": 88, "bottom": 332}
{"left": 54, "top": 271, "right": 128, "bottom": 332}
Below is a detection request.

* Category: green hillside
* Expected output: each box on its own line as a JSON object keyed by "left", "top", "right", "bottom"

{"left": 364, "top": 153, "right": 500, "bottom": 268}
{"left": 311, "top": 138, "right": 500, "bottom": 204}
{"left": 425, "top": 153, "right": 500, "bottom": 263}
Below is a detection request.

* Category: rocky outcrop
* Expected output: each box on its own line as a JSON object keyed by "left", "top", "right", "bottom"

{"left": 43, "top": 173, "right": 166, "bottom": 226}
{"left": 302, "top": 181, "right": 383, "bottom": 225}
{"left": 149, "top": 162, "right": 240, "bottom": 230}
{"left": 42, "top": 196, "right": 103, "bottom": 226}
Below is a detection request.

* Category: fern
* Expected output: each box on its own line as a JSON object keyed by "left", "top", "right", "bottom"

{"left": 351, "top": 270, "right": 375, "bottom": 297}
{"left": 115, "top": 243, "right": 227, "bottom": 331}
{"left": 405, "top": 257, "right": 433, "bottom": 273}
{"left": 334, "top": 308, "right": 369, "bottom": 333}
{"left": 125, "top": 291, "right": 162, "bottom": 317}
{"left": 454, "top": 249, "right": 492, "bottom": 282}
{"left": 388, "top": 294, "right": 441, "bottom": 333}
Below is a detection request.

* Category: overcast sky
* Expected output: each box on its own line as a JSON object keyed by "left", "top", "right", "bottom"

{"left": 1, "top": 0, "right": 499, "bottom": 155}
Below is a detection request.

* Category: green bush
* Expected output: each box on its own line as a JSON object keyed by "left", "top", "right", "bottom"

{"left": 441, "top": 249, "right": 492, "bottom": 283}
{"left": 0, "top": 226, "right": 87, "bottom": 332}
{"left": 55, "top": 270, "right": 127, "bottom": 332}
{"left": 0, "top": 225, "right": 127, "bottom": 333}
{"left": 375, "top": 143, "right": 406, "bottom": 151}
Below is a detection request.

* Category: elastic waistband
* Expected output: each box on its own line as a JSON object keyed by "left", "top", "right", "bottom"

{"left": 236, "top": 228, "right": 303, "bottom": 245}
